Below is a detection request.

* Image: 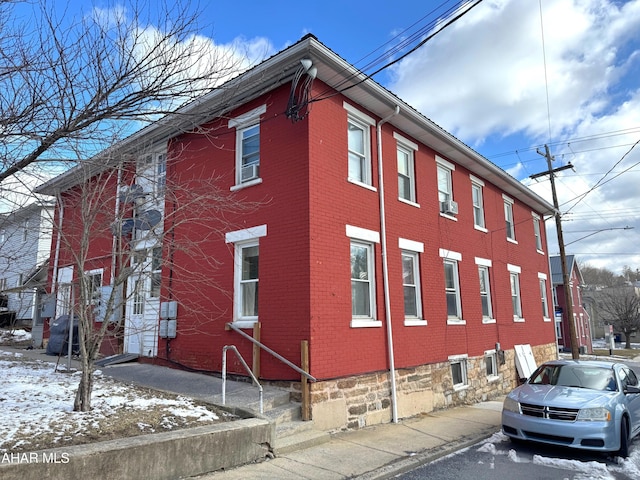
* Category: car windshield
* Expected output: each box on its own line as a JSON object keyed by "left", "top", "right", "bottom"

{"left": 528, "top": 364, "right": 617, "bottom": 391}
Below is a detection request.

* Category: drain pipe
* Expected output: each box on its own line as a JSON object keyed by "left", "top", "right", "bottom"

{"left": 377, "top": 105, "right": 400, "bottom": 423}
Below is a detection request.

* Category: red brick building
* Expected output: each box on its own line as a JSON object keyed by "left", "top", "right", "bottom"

{"left": 550, "top": 254, "right": 592, "bottom": 354}
{"left": 37, "top": 35, "right": 557, "bottom": 430}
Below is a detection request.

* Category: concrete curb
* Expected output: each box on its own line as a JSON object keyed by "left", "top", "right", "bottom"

{"left": 0, "top": 418, "right": 274, "bottom": 480}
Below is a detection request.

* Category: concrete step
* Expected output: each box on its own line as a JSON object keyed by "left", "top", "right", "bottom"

{"left": 264, "top": 401, "right": 302, "bottom": 425}
{"left": 273, "top": 423, "right": 331, "bottom": 456}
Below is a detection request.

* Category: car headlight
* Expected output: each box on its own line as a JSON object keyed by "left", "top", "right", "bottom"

{"left": 503, "top": 396, "right": 521, "bottom": 414}
{"left": 577, "top": 407, "right": 611, "bottom": 422}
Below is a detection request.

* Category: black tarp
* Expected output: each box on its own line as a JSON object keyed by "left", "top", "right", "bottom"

{"left": 46, "top": 315, "right": 79, "bottom": 355}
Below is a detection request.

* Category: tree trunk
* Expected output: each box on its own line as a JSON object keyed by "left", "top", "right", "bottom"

{"left": 74, "top": 365, "right": 94, "bottom": 412}
{"left": 624, "top": 332, "right": 632, "bottom": 350}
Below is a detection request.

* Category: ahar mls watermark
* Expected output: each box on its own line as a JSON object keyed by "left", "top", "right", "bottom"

{"left": 1, "top": 452, "right": 70, "bottom": 464}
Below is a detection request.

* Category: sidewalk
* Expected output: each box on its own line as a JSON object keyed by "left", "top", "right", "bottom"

{"left": 190, "top": 398, "right": 504, "bottom": 480}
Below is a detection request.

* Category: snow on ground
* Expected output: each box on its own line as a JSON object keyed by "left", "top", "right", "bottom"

{"left": 0, "top": 350, "right": 223, "bottom": 453}
{"left": 477, "top": 431, "right": 640, "bottom": 479}
{"left": 0, "top": 328, "right": 31, "bottom": 343}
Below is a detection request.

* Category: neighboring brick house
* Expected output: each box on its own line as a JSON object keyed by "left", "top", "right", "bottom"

{"left": 36, "top": 35, "right": 557, "bottom": 430}
{"left": 550, "top": 254, "right": 592, "bottom": 354}
{"left": 0, "top": 202, "right": 54, "bottom": 346}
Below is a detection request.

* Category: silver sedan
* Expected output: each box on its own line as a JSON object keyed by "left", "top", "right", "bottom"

{"left": 502, "top": 359, "right": 640, "bottom": 457}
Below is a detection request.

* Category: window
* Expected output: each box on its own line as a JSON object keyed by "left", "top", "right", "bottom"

{"left": 440, "top": 249, "right": 463, "bottom": 323}
{"left": 150, "top": 247, "right": 162, "bottom": 298}
{"left": 345, "top": 103, "right": 374, "bottom": 187}
{"left": 226, "top": 224, "right": 266, "bottom": 325}
{"left": 471, "top": 177, "right": 485, "bottom": 229}
{"left": 504, "top": 196, "right": 516, "bottom": 241}
{"left": 0, "top": 278, "right": 6, "bottom": 291}
{"left": 346, "top": 225, "right": 380, "bottom": 327}
{"left": 395, "top": 133, "right": 418, "bottom": 204}
{"left": 508, "top": 264, "right": 523, "bottom": 320}
{"left": 229, "top": 104, "right": 266, "bottom": 187}
{"left": 83, "top": 269, "right": 103, "bottom": 306}
{"left": 555, "top": 316, "right": 562, "bottom": 338}
{"left": 485, "top": 350, "right": 498, "bottom": 378}
{"left": 437, "top": 159, "right": 455, "bottom": 214}
{"left": 133, "top": 279, "right": 144, "bottom": 315}
{"left": 449, "top": 355, "right": 468, "bottom": 389}
{"left": 476, "top": 260, "right": 494, "bottom": 322}
{"left": 239, "top": 242, "right": 259, "bottom": 318}
{"left": 539, "top": 274, "right": 550, "bottom": 319}
{"left": 156, "top": 153, "right": 166, "bottom": 195}
{"left": 402, "top": 252, "right": 421, "bottom": 319}
{"left": 351, "top": 241, "right": 375, "bottom": 318}
{"left": 533, "top": 213, "right": 543, "bottom": 251}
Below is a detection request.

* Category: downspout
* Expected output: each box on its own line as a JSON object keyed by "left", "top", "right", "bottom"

{"left": 111, "top": 164, "right": 123, "bottom": 285}
{"left": 51, "top": 194, "right": 64, "bottom": 297}
{"left": 377, "top": 105, "right": 400, "bottom": 423}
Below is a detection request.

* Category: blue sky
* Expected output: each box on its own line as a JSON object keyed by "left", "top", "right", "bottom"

{"left": 15, "top": 0, "right": 640, "bottom": 275}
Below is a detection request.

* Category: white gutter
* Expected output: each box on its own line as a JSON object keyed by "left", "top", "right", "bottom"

{"left": 377, "top": 105, "right": 400, "bottom": 424}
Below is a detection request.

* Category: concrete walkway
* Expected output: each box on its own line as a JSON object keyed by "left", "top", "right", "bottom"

{"left": 187, "top": 399, "right": 504, "bottom": 479}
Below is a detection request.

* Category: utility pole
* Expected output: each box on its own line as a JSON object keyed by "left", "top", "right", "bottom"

{"left": 531, "top": 145, "right": 580, "bottom": 360}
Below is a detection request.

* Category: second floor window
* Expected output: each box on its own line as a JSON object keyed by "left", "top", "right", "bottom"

{"left": 510, "top": 271, "right": 523, "bottom": 319}
{"left": 397, "top": 146, "right": 415, "bottom": 202}
{"left": 444, "top": 259, "right": 462, "bottom": 320}
{"left": 539, "top": 276, "right": 550, "bottom": 318}
{"left": 533, "top": 214, "right": 543, "bottom": 251}
{"left": 347, "top": 118, "right": 371, "bottom": 185}
{"left": 472, "top": 181, "right": 485, "bottom": 229}
{"left": 239, "top": 124, "right": 260, "bottom": 182}
{"left": 229, "top": 104, "right": 266, "bottom": 187}
{"left": 504, "top": 197, "right": 516, "bottom": 241}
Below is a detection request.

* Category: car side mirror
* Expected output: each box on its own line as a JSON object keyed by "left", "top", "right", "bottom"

{"left": 624, "top": 385, "right": 640, "bottom": 394}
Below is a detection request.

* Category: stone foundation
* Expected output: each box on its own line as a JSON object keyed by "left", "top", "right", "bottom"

{"left": 302, "top": 342, "right": 557, "bottom": 431}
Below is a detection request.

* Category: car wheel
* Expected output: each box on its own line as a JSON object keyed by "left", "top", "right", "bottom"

{"left": 618, "top": 418, "right": 630, "bottom": 458}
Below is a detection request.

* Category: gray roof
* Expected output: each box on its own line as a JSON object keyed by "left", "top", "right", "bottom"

{"left": 549, "top": 254, "right": 579, "bottom": 286}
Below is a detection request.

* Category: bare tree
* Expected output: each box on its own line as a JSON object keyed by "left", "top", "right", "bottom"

{"left": 0, "top": 0, "right": 249, "bottom": 184}
{"left": 578, "top": 262, "right": 624, "bottom": 288}
{"left": 0, "top": 0, "right": 269, "bottom": 411}
{"left": 596, "top": 287, "right": 640, "bottom": 349}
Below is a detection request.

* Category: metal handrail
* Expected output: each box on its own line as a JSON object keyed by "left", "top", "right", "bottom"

{"left": 226, "top": 322, "right": 316, "bottom": 382}
{"left": 222, "top": 345, "right": 263, "bottom": 414}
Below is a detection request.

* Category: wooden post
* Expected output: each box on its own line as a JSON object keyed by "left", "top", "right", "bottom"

{"left": 301, "top": 340, "right": 310, "bottom": 421}
{"left": 252, "top": 322, "right": 261, "bottom": 379}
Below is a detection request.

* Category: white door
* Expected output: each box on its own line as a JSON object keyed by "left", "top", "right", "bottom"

{"left": 124, "top": 249, "right": 159, "bottom": 357}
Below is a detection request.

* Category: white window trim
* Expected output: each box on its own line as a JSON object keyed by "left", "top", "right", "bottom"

{"left": 539, "top": 272, "right": 551, "bottom": 322}
{"left": 484, "top": 349, "right": 500, "bottom": 382}
{"left": 441, "top": 250, "right": 464, "bottom": 324}
{"left": 503, "top": 195, "right": 517, "bottom": 244}
{"left": 476, "top": 259, "right": 495, "bottom": 324}
{"left": 225, "top": 225, "right": 267, "bottom": 244}
{"left": 449, "top": 354, "right": 469, "bottom": 390}
{"left": 471, "top": 178, "right": 487, "bottom": 232}
{"left": 508, "top": 264, "right": 524, "bottom": 322}
{"left": 229, "top": 105, "right": 266, "bottom": 190}
{"left": 401, "top": 250, "right": 424, "bottom": 325}
{"left": 399, "top": 238, "right": 424, "bottom": 253}
{"left": 226, "top": 225, "right": 266, "bottom": 328}
{"left": 344, "top": 102, "right": 375, "bottom": 189}
{"left": 346, "top": 225, "right": 380, "bottom": 244}
{"left": 395, "top": 132, "right": 419, "bottom": 206}
{"left": 532, "top": 212, "right": 544, "bottom": 253}
{"left": 349, "top": 239, "right": 381, "bottom": 328}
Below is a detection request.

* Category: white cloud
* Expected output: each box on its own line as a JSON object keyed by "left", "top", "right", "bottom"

{"left": 388, "top": 0, "right": 640, "bottom": 274}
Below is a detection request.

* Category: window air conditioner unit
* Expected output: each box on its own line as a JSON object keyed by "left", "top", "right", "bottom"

{"left": 441, "top": 200, "right": 458, "bottom": 215}
{"left": 241, "top": 164, "right": 259, "bottom": 182}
